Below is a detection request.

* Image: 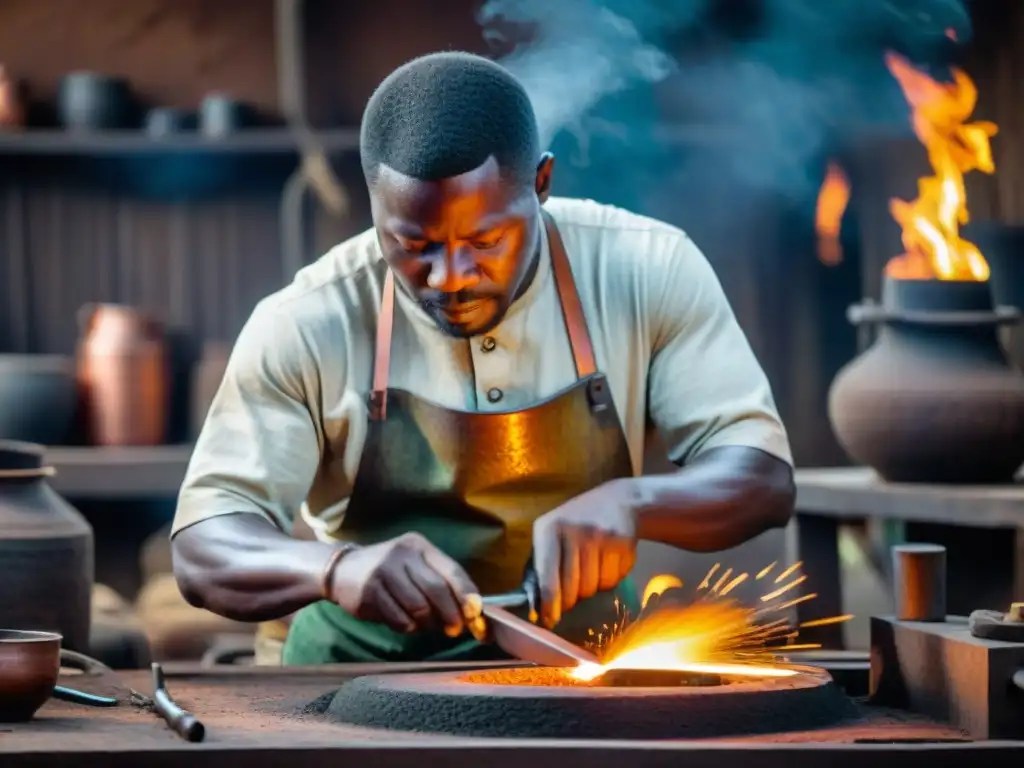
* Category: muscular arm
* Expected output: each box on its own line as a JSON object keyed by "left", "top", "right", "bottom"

{"left": 627, "top": 445, "right": 794, "bottom": 552}
{"left": 172, "top": 514, "right": 338, "bottom": 622}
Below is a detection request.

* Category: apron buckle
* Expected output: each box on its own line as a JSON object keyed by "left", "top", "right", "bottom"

{"left": 368, "top": 391, "right": 386, "bottom": 421}
{"left": 586, "top": 376, "right": 610, "bottom": 413}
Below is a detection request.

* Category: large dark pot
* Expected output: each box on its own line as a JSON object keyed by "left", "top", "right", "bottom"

{"left": 964, "top": 222, "right": 1024, "bottom": 370}
{"left": 828, "top": 277, "right": 1024, "bottom": 484}
{"left": 0, "top": 442, "right": 93, "bottom": 652}
{"left": 0, "top": 356, "right": 78, "bottom": 445}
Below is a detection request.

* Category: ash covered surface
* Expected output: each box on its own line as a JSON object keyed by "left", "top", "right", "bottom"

{"left": 326, "top": 668, "right": 883, "bottom": 740}
{"left": 1, "top": 665, "right": 970, "bottom": 754}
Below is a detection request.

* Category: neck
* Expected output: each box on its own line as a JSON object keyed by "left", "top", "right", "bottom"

{"left": 511, "top": 228, "right": 544, "bottom": 307}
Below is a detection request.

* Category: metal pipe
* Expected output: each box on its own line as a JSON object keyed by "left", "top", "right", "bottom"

{"left": 892, "top": 543, "right": 946, "bottom": 622}
{"left": 151, "top": 662, "right": 205, "bottom": 742}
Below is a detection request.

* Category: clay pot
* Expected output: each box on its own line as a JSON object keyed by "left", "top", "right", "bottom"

{"left": 0, "top": 442, "right": 93, "bottom": 653}
{"left": 964, "top": 222, "right": 1024, "bottom": 370}
{"left": 0, "top": 355, "right": 77, "bottom": 445}
{"left": 828, "top": 277, "right": 1024, "bottom": 483}
{"left": 77, "top": 304, "right": 169, "bottom": 447}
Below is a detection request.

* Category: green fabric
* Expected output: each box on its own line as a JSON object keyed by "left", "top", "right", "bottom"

{"left": 282, "top": 576, "right": 640, "bottom": 665}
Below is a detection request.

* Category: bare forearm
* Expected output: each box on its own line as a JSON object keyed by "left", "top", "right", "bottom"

{"left": 171, "top": 513, "right": 339, "bottom": 622}
{"left": 626, "top": 445, "right": 795, "bottom": 552}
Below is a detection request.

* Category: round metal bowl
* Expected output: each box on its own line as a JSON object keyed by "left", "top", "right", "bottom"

{"left": 0, "top": 629, "right": 62, "bottom": 722}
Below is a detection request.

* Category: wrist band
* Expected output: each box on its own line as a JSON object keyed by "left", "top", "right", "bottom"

{"left": 321, "top": 543, "right": 359, "bottom": 600}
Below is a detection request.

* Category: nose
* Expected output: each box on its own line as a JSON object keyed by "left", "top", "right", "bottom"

{"left": 426, "top": 244, "right": 480, "bottom": 293}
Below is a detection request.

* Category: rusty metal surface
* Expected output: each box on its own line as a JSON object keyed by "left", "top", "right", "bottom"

{"left": 870, "top": 615, "right": 1024, "bottom": 739}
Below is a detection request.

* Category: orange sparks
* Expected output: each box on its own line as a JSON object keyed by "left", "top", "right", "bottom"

{"left": 573, "top": 562, "right": 852, "bottom": 682}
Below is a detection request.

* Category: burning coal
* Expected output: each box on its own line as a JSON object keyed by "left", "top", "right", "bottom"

{"left": 571, "top": 561, "right": 852, "bottom": 682}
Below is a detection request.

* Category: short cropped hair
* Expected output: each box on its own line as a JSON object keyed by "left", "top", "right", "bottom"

{"left": 360, "top": 52, "right": 540, "bottom": 187}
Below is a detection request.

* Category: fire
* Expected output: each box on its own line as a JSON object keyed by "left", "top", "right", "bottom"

{"left": 813, "top": 51, "right": 997, "bottom": 282}
{"left": 571, "top": 561, "right": 853, "bottom": 682}
{"left": 885, "top": 52, "right": 996, "bottom": 281}
{"left": 815, "top": 162, "right": 850, "bottom": 266}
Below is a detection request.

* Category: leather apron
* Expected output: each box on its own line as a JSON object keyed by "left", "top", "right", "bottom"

{"left": 282, "top": 213, "right": 639, "bottom": 664}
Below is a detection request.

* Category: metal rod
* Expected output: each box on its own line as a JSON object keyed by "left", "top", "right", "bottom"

{"left": 151, "top": 662, "right": 205, "bottom": 742}
{"left": 481, "top": 591, "right": 529, "bottom": 609}
{"left": 892, "top": 544, "right": 946, "bottom": 622}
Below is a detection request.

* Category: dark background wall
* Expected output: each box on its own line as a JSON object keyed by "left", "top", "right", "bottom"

{"left": 0, "top": 0, "right": 1019, "bottom": 468}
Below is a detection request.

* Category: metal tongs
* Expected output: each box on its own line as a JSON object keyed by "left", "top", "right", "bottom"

{"left": 480, "top": 559, "right": 599, "bottom": 668}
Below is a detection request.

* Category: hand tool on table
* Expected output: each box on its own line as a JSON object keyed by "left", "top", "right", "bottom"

{"left": 480, "top": 560, "right": 599, "bottom": 668}
{"left": 151, "top": 662, "right": 206, "bottom": 742}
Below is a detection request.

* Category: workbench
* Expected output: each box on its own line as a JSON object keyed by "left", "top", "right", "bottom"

{"left": 2, "top": 662, "right": 1023, "bottom": 768}
{"left": 794, "top": 467, "right": 1024, "bottom": 648}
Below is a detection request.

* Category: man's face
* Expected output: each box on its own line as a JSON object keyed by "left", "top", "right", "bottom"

{"left": 370, "top": 155, "right": 548, "bottom": 338}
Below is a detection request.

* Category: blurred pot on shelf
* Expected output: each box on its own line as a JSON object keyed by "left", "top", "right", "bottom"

{"left": 0, "top": 441, "right": 93, "bottom": 652}
{"left": 57, "top": 72, "right": 135, "bottom": 130}
{"left": 0, "top": 355, "right": 77, "bottom": 445}
{"left": 828, "top": 276, "right": 1024, "bottom": 484}
{"left": 76, "top": 304, "right": 169, "bottom": 447}
{"left": 0, "top": 65, "right": 26, "bottom": 129}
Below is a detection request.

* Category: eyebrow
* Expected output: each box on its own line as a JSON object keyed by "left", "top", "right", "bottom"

{"left": 386, "top": 220, "right": 427, "bottom": 239}
{"left": 386, "top": 215, "right": 513, "bottom": 241}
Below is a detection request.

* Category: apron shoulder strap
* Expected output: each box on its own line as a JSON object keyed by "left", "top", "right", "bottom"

{"left": 542, "top": 210, "right": 597, "bottom": 379}
{"left": 370, "top": 210, "right": 597, "bottom": 420}
{"left": 370, "top": 268, "right": 397, "bottom": 420}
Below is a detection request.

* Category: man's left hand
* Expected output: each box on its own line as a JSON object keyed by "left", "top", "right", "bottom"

{"left": 532, "top": 479, "right": 638, "bottom": 628}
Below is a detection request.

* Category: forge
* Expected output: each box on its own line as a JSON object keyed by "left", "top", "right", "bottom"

{"left": 325, "top": 663, "right": 858, "bottom": 739}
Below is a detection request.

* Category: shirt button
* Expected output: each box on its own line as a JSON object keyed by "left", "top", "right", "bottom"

{"left": 486, "top": 387, "right": 503, "bottom": 404}
{"left": 481, "top": 336, "right": 497, "bottom": 352}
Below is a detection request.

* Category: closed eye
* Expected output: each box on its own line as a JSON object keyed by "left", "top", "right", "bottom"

{"left": 395, "top": 235, "right": 428, "bottom": 253}
{"left": 472, "top": 231, "right": 507, "bottom": 250}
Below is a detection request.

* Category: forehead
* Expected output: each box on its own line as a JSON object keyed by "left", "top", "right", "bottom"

{"left": 372, "top": 156, "right": 520, "bottom": 234}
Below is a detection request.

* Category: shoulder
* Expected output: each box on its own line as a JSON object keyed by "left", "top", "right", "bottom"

{"left": 544, "top": 197, "right": 701, "bottom": 279}
{"left": 248, "top": 227, "right": 386, "bottom": 345}
{"left": 544, "top": 197, "right": 714, "bottom": 316}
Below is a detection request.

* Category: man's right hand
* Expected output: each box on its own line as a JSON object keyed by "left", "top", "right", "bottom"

{"left": 329, "top": 533, "right": 483, "bottom": 637}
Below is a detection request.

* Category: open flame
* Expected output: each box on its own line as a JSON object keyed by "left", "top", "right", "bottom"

{"left": 571, "top": 561, "right": 852, "bottom": 682}
{"left": 814, "top": 49, "right": 997, "bottom": 282}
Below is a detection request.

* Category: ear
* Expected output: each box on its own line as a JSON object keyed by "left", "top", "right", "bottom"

{"left": 534, "top": 152, "right": 555, "bottom": 203}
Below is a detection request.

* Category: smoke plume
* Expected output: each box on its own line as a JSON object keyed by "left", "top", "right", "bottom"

{"left": 478, "top": 0, "right": 972, "bottom": 208}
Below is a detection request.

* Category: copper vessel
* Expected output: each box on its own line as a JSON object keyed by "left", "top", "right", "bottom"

{"left": 77, "top": 304, "right": 169, "bottom": 447}
{"left": 0, "top": 65, "right": 25, "bottom": 129}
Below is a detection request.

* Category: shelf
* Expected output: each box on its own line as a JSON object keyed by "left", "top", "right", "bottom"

{"left": 0, "top": 128, "right": 360, "bottom": 156}
{"left": 45, "top": 445, "right": 193, "bottom": 499}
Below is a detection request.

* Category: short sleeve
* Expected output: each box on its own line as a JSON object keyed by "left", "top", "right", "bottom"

{"left": 172, "top": 302, "right": 323, "bottom": 537}
{"left": 646, "top": 235, "right": 793, "bottom": 467}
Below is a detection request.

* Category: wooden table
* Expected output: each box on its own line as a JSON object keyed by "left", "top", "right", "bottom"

{"left": 1, "top": 662, "right": 1016, "bottom": 767}
{"left": 793, "top": 467, "right": 1024, "bottom": 648}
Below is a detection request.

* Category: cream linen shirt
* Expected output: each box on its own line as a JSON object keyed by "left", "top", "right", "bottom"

{"left": 172, "top": 197, "right": 792, "bottom": 541}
